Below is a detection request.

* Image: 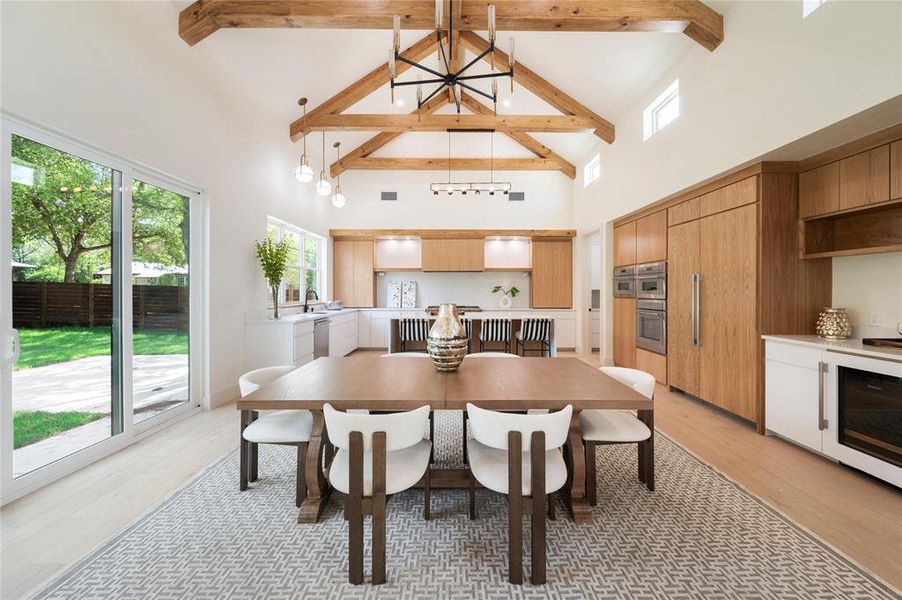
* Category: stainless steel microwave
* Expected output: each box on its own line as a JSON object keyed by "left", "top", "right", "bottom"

{"left": 636, "top": 261, "right": 666, "bottom": 300}
{"left": 613, "top": 265, "right": 636, "bottom": 298}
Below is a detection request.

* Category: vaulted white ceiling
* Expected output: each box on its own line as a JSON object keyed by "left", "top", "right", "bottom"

{"left": 172, "top": 1, "right": 721, "bottom": 170}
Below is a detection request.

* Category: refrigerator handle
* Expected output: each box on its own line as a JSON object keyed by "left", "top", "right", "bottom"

{"left": 695, "top": 274, "right": 703, "bottom": 346}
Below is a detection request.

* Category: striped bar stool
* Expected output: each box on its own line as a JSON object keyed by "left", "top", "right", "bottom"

{"left": 479, "top": 318, "right": 512, "bottom": 353}
{"left": 460, "top": 318, "right": 473, "bottom": 354}
{"left": 515, "top": 318, "right": 553, "bottom": 357}
{"left": 399, "top": 318, "right": 430, "bottom": 352}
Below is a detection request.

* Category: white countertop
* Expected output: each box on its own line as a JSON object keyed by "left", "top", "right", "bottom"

{"left": 762, "top": 335, "right": 902, "bottom": 361}
{"left": 246, "top": 306, "right": 576, "bottom": 324}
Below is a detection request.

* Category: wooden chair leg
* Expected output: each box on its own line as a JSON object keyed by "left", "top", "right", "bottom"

{"left": 296, "top": 442, "right": 308, "bottom": 507}
{"left": 531, "top": 432, "right": 546, "bottom": 585}
{"left": 239, "top": 410, "right": 249, "bottom": 491}
{"left": 429, "top": 411, "right": 435, "bottom": 464}
{"left": 249, "top": 443, "right": 259, "bottom": 482}
{"left": 423, "top": 467, "right": 431, "bottom": 521}
{"left": 508, "top": 431, "right": 523, "bottom": 585}
{"left": 372, "top": 431, "right": 387, "bottom": 585}
{"left": 638, "top": 440, "right": 647, "bottom": 484}
{"left": 348, "top": 432, "right": 364, "bottom": 585}
{"left": 547, "top": 493, "right": 556, "bottom": 520}
{"left": 468, "top": 469, "right": 476, "bottom": 520}
{"left": 643, "top": 412, "right": 655, "bottom": 492}
{"left": 248, "top": 411, "right": 259, "bottom": 482}
{"left": 462, "top": 411, "right": 468, "bottom": 465}
{"left": 585, "top": 441, "right": 597, "bottom": 507}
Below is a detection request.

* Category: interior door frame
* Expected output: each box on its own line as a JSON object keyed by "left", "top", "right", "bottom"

{"left": 0, "top": 113, "right": 208, "bottom": 504}
{"left": 575, "top": 223, "right": 606, "bottom": 360}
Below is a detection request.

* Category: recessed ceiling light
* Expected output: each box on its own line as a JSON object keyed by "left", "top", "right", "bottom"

{"left": 395, "top": 98, "right": 405, "bottom": 107}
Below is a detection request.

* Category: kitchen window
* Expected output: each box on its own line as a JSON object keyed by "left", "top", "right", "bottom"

{"left": 266, "top": 217, "right": 324, "bottom": 304}
{"left": 643, "top": 80, "right": 680, "bottom": 141}
{"left": 583, "top": 154, "right": 601, "bottom": 187}
{"left": 803, "top": 0, "right": 825, "bottom": 17}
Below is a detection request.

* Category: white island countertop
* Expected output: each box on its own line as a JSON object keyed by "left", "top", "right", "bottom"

{"left": 246, "top": 306, "right": 576, "bottom": 324}
{"left": 762, "top": 335, "right": 902, "bottom": 361}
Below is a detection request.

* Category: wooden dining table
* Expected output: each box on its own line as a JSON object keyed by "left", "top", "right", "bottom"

{"left": 237, "top": 355, "right": 653, "bottom": 524}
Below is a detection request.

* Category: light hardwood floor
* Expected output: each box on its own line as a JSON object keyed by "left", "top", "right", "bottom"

{"left": 1, "top": 353, "right": 900, "bottom": 598}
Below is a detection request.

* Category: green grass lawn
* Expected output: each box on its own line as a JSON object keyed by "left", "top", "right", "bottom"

{"left": 14, "top": 327, "right": 188, "bottom": 370}
{"left": 14, "top": 410, "right": 106, "bottom": 449}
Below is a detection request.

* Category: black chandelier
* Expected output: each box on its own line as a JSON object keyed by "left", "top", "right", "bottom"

{"left": 389, "top": 1, "right": 515, "bottom": 114}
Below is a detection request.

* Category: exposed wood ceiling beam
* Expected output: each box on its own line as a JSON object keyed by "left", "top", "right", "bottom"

{"left": 330, "top": 95, "right": 449, "bottom": 177}
{"left": 289, "top": 33, "right": 439, "bottom": 142}
{"left": 179, "top": 1, "right": 723, "bottom": 51}
{"left": 460, "top": 93, "right": 575, "bottom": 179}
{"left": 458, "top": 30, "right": 614, "bottom": 142}
{"left": 296, "top": 113, "right": 598, "bottom": 132}
{"left": 339, "top": 157, "right": 564, "bottom": 172}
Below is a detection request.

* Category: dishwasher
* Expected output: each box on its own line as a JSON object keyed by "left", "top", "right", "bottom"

{"left": 313, "top": 317, "right": 330, "bottom": 359}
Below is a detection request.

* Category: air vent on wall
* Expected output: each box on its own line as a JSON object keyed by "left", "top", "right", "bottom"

{"left": 508, "top": 192, "right": 525, "bottom": 202}
{"left": 381, "top": 191, "right": 398, "bottom": 201}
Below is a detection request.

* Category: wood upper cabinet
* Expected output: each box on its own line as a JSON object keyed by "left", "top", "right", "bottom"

{"left": 698, "top": 176, "right": 757, "bottom": 218}
{"left": 839, "top": 145, "right": 890, "bottom": 210}
{"left": 698, "top": 203, "right": 758, "bottom": 422}
{"left": 666, "top": 218, "right": 699, "bottom": 396}
{"left": 668, "top": 197, "right": 699, "bottom": 226}
{"left": 891, "top": 140, "right": 902, "bottom": 200}
{"left": 799, "top": 162, "right": 840, "bottom": 219}
{"left": 333, "top": 240, "right": 374, "bottom": 307}
{"left": 613, "top": 297, "right": 636, "bottom": 369}
{"left": 613, "top": 221, "right": 637, "bottom": 266}
{"left": 635, "top": 210, "right": 667, "bottom": 263}
{"left": 530, "top": 239, "right": 572, "bottom": 308}
{"left": 421, "top": 239, "right": 484, "bottom": 271}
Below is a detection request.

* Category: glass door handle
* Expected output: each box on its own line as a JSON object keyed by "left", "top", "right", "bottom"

{"left": 4, "top": 328, "right": 20, "bottom": 367}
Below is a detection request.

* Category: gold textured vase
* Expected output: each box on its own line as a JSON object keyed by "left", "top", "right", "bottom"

{"left": 426, "top": 304, "right": 468, "bottom": 372}
{"left": 816, "top": 308, "right": 852, "bottom": 340}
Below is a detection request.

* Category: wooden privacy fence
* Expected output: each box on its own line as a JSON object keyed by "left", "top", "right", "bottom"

{"left": 12, "top": 282, "right": 188, "bottom": 331}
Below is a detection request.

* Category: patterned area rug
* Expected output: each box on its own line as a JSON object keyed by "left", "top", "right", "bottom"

{"left": 34, "top": 412, "right": 899, "bottom": 599}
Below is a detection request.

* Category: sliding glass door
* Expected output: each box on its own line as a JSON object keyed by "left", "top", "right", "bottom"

{"left": 1, "top": 118, "right": 204, "bottom": 501}
{"left": 131, "top": 179, "right": 190, "bottom": 424}
{"left": 6, "top": 134, "right": 123, "bottom": 477}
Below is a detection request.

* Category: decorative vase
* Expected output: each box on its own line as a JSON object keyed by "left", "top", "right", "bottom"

{"left": 816, "top": 308, "right": 852, "bottom": 339}
{"left": 498, "top": 294, "right": 512, "bottom": 309}
{"left": 426, "top": 304, "right": 468, "bottom": 372}
{"left": 271, "top": 285, "right": 280, "bottom": 320}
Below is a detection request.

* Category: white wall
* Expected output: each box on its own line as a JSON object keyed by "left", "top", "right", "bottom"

{"left": 375, "top": 271, "right": 531, "bottom": 309}
{"left": 0, "top": 1, "right": 328, "bottom": 405}
{"left": 573, "top": 0, "right": 902, "bottom": 229}
{"left": 570, "top": 0, "right": 901, "bottom": 361}
{"left": 832, "top": 253, "right": 902, "bottom": 338}
{"left": 330, "top": 170, "right": 573, "bottom": 229}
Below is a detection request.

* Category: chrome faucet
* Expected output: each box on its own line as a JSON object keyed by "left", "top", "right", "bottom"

{"left": 304, "top": 288, "right": 319, "bottom": 312}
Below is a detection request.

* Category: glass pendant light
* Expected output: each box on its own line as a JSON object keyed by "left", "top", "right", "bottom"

{"left": 331, "top": 141, "right": 346, "bottom": 208}
{"left": 295, "top": 98, "right": 314, "bottom": 183}
{"left": 315, "top": 131, "right": 332, "bottom": 196}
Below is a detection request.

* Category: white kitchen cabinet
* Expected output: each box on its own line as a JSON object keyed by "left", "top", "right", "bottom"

{"left": 357, "top": 310, "right": 371, "bottom": 347}
{"left": 244, "top": 319, "right": 315, "bottom": 371}
{"left": 370, "top": 312, "right": 393, "bottom": 349}
{"left": 765, "top": 341, "right": 824, "bottom": 452}
{"left": 590, "top": 311, "right": 601, "bottom": 350}
{"left": 329, "top": 312, "right": 358, "bottom": 357}
{"left": 553, "top": 316, "right": 577, "bottom": 349}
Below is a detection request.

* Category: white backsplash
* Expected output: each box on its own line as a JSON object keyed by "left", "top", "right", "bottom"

{"left": 831, "top": 252, "right": 902, "bottom": 338}
{"left": 375, "top": 271, "right": 532, "bottom": 308}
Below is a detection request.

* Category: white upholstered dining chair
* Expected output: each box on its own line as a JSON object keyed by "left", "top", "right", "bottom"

{"left": 466, "top": 403, "right": 572, "bottom": 585}
{"left": 323, "top": 404, "right": 432, "bottom": 585}
{"left": 580, "top": 366, "right": 654, "bottom": 506}
{"left": 238, "top": 366, "right": 313, "bottom": 507}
